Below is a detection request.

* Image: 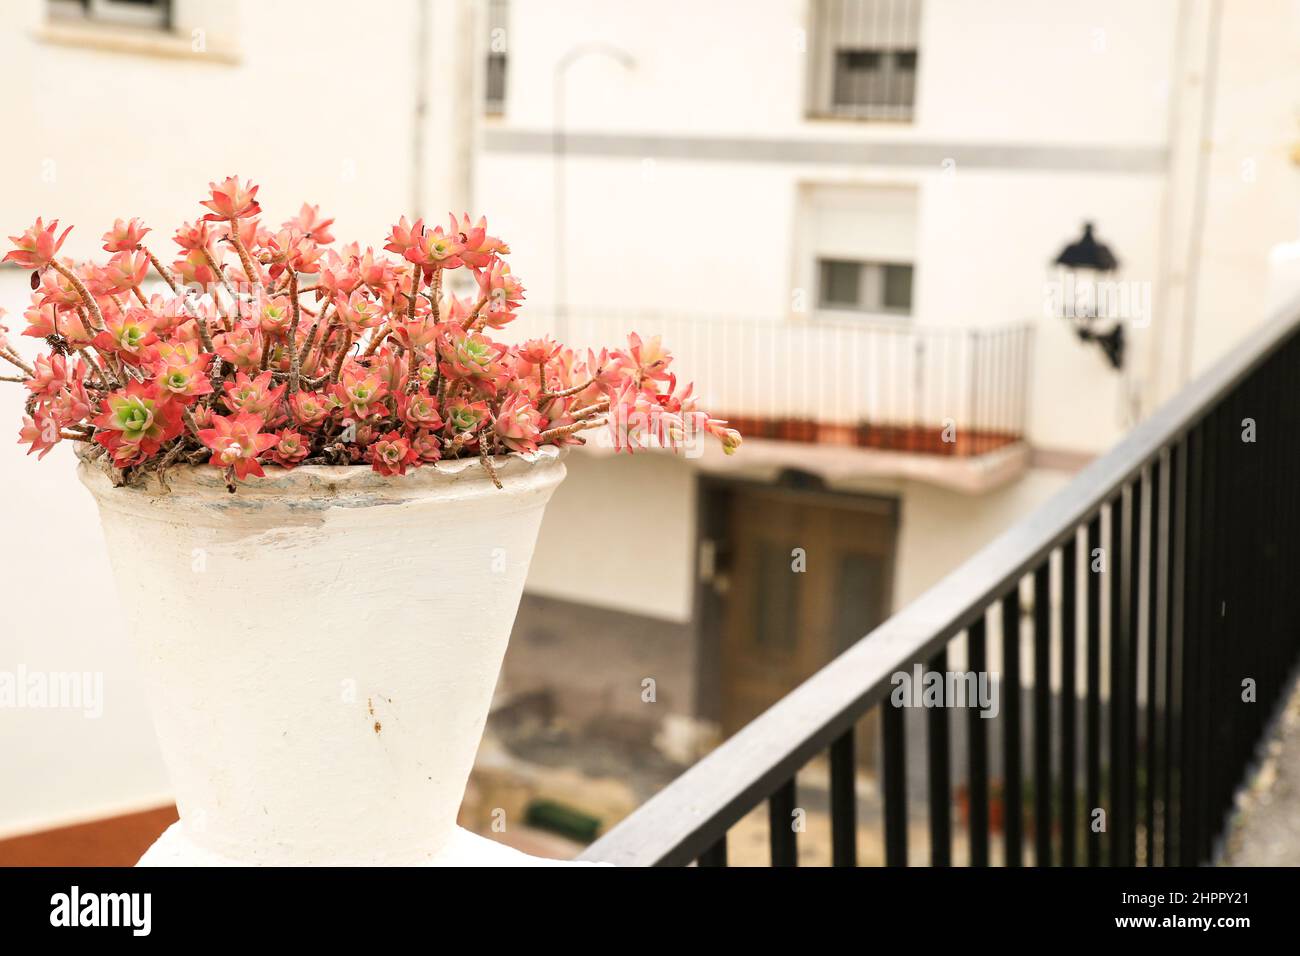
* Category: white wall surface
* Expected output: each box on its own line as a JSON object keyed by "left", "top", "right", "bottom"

{"left": 524, "top": 451, "right": 698, "bottom": 623}
{"left": 499, "top": 0, "right": 1178, "bottom": 144}
{"left": 0, "top": 0, "right": 462, "bottom": 835}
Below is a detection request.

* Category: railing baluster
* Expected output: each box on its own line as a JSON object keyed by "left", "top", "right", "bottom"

{"left": 1198, "top": 410, "right": 1219, "bottom": 863}
{"left": 1144, "top": 461, "right": 1161, "bottom": 866}
{"left": 698, "top": 835, "right": 727, "bottom": 868}
{"left": 1212, "top": 395, "right": 1234, "bottom": 847}
{"left": 883, "top": 702, "right": 908, "bottom": 866}
{"left": 1149, "top": 451, "right": 1168, "bottom": 865}
{"left": 928, "top": 646, "right": 952, "bottom": 866}
{"left": 1108, "top": 493, "right": 1128, "bottom": 866}
{"left": 1033, "top": 563, "right": 1052, "bottom": 866}
{"left": 1002, "top": 587, "right": 1023, "bottom": 866}
{"left": 1086, "top": 513, "right": 1103, "bottom": 867}
{"left": 830, "top": 729, "right": 857, "bottom": 867}
{"left": 1061, "top": 534, "right": 1078, "bottom": 866}
{"left": 967, "top": 617, "right": 990, "bottom": 866}
{"left": 1165, "top": 438, "right": 1186, "bottom": 866}
{"left": 768, "top": 777, "right": 797, "bottom": 867}
{"left": 1127, "top": 475, "right": 1142, "bottom": 866}
{"left": 1180, "top": 421, "right": 1205, "bottom": 864}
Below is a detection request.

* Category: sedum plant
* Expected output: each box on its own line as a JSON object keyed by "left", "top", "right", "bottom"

{"left": 1, "top": 177, "right": 740, "bottom": 490}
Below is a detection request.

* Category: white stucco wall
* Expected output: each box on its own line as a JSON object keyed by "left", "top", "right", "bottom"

{"left": 0, "top": 0, "right": 463, "bottom": 835}
{"left": 524, "top": 452, "right": 698, "bottom": 623}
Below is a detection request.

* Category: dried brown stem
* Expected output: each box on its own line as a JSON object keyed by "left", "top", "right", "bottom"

{"left": 286, "top": 269, "right": 303, "bottom": 393}
{"left": 200, "top": 247, "right": 238, "bottom": 303}
{"left": 569, "top": 398, "right": 611, "bottom": 419}
{"left": 143, "top": 248, "right": 179, "bottom": 293}
{"left": 479, "top": 446, "right": 503, "bottom": 489}
{"left": 330, "top": 331, "right": 353, "bottom": 383}
{"left": 226, "top": 228, "right": 262, "bottom": 289}
{"left": 539, "top": 417, "right": 606, "bottom": 443}
{"left": 50, "top": 260, "right": 105, "bottom": 332}
{"left": 540, "top": 376, "right": 598, "bottom": 401}
{"left": 0, "top": 347, "right": 36, "bottom": 377}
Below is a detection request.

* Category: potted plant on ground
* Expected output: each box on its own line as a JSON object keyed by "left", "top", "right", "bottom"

{"left": 1, "top": 177, "right": 740, "bottom": 866}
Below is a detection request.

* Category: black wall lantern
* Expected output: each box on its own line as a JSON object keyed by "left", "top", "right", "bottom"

{"left": 1052, "top": 222, "right": 1125, "bottom": 370}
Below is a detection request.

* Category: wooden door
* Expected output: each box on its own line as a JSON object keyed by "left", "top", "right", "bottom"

{"left": 718, "top": 487, "right": 896, "bottom": 737}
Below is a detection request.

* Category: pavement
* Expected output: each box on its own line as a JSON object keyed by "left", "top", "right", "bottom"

{"left": 1219, "top": 673, "right": 1300, "bottom": 866}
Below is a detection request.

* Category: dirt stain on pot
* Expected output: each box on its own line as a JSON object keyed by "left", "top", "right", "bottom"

{"left": 373, "top": 721, "right": 382, "bottom": 735}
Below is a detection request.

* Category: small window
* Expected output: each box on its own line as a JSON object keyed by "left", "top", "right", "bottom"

{"left": 882, "top": 263, "right": 914, "bottom": 312}
{"left": 484, "top": 0, "right": 509, "bottom": 115}
{"left": 818, "top": 259, "right": 913, "bottom": 316}
{"left": 832, "top": 48, "right": 918, "bottom": 112}
{"left": 820, "top": 260, "right": 863, "bottom": 308}
{"left": 808, "top": 0, "right": 921, "bottom": 121}
{"left": 49, "top": 0, "right": 171, "bottom": 29}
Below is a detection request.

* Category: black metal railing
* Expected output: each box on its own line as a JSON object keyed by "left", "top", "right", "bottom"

{"left": 579, "top": 295, "right": 1300, "bottom": 867}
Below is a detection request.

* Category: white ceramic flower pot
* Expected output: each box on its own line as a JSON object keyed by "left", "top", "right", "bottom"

{"left": 79, "top": 448, "right": 566, "bottom": 866}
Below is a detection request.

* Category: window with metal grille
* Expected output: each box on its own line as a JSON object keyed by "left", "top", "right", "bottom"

{"left": 818, "top": 259, "right": 913, "bottom": 315}
{"left": 48, "top": 0, "right": 170, "bottom": 29}
{"left": 485, "top": 0, "right": 509, "bottom": 115}
{"left": 808, "top": 0, "right": 920, "bottom": 121}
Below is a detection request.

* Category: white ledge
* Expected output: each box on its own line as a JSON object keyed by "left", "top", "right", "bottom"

{"left": 34, "top": 20, "right": 241, "bottom": 65}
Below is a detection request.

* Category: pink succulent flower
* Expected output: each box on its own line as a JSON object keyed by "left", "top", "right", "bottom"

{"left": 266, "top": 428, "right": 309, "bottom": 468}
{"left": 4, "top": 218, "right": 73, "bottom": 270}
{"left": 288, "top": 203, "right": 335, "bottom": 245}
{"left": 22, "top": 303, "right": 61, "bottom": 340}
{"left": 476, "top": 258, "right": 526, "bottom": 327}
{"left": 173, "top": 220, "right": 215, "bottom": 252}
{"left": 403, "top": 222, "right": 465, "bottom": 273}
{"left": 335, "top": 290, "right": 385, "bottom": 336}
{"left": 367, "top": 430, "right": 419, "bottom": 476}
{"left": 153, "top": 354, "right": 214, "bottom": 405}
{"left": 221, "top": 370, "right": 286, "bottom": 419}
{"left": 213, "top": 326, "right": 264, "bottom": 372}
{"left": 517, "top": 337, "right": 561, "bottom": 367}
{"left": 438, "top": 326, "right": 507, "bottom": 394}
{"left": 289, "top": 391, "right": 331, "bottom": 430}
{"left": 495, "top": 392, "right": 542, "bottom": 455}
{"left": 355, "top": 247, "right": 395, "bottom": 288}
{"left": 92, "top": 311, "right": 160, "bottom": 367}
{"left": 331, "top": 366, "right": 389, "bottom": 419}
{"left": 92, "top": 380, "right": 183, "bottom": 466}
{"left": 24, "top": 353, "right": 72, "bottom": 399}
{"left": 255, "top": 297, "right": 293, "bottom": 338}
{"left": 97, "top": 250, "right": 150, "bottom": 295}
{"left": 2, "top": 175, "right": 741, "bottom": 484}
{"left": 172, "top": 248, "right": 222, "bottom": 288}
{"left": 444, "top": 396, "right": 489, "bottom": 435}
{"left": 36, "top": 268, "right": 83, "bottom": 312}
{"left": 102, "top": 217, "right": 151, "bottom": 253}
{"left": 397, "top": 391, "right": 444, "bottom": 430}
{"left": 200, "top": 176, "right": 262, "bottom": 222}
{"left": 197, "top": 412, "right": 277, "bottom": 479}
{"left": 383, "top": 216, "right": 422, "bottom": 260}
{"left": 452, "top": 214, "right": 510, "bottom": 270}
{"left": 410, "top": 428, "right": 443, "bottom": 463}
{"left": 19, "top": 410, "right": 60, "bottom": 459}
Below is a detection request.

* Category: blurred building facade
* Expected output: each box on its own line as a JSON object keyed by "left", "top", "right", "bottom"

{"left": 478, "top": 0, "right": 1300, "bottom": 756}
{"left": 1, "top": 0, "right": 1298, "bottom": 838}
